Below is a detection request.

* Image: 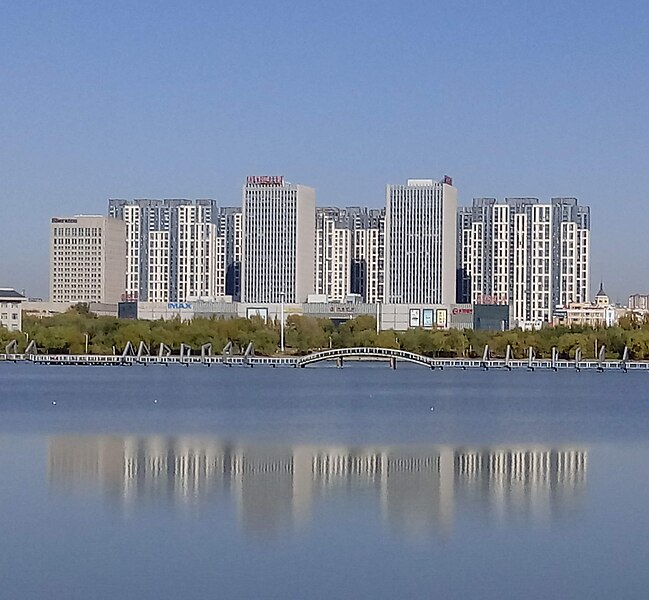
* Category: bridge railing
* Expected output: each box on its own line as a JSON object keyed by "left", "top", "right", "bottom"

{"left": 297, "top": 347, "right": 433, "bottom": 366}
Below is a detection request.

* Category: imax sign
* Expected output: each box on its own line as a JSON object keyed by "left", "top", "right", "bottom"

{"left": 167, "top": 302, "right": 192, "bottom": 310}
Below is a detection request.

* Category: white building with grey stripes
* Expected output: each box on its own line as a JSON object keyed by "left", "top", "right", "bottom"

{"left": 108, "top": 199, "right": 230, "bottom": 302}
{"left": 457, "top": 197, "right": 590, "bottom": 329}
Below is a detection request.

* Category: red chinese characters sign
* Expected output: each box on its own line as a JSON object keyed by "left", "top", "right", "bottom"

{"left": 246, "top": 175, "right": 284, "bottom": 186}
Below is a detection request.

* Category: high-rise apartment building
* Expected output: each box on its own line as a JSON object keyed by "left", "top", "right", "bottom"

{"left": 628, "top": 294, "right": 649, "bottom": 311}
{"left": 50, "top": 216, "right": 126, "bottom": 303}
{"left": 457, "top": 197, "right": 590, "bottom": 328}
{"left": 109, "top": 199, "right": 183, "bottom": 301}
{"left": 176, "top": 204, "right": 225, "bottom": 301}
{"left": 108, "top": 199, "right": 228, "bottom": 302}
{"left": 241, "top": 176, "right": 315, "bottom": 303}
{"left": 314, "top": 207, "right": 385, "bottom": 303}
{"left": 385, "top": 178, "right": 457, "bottom": 304}
{"left": 315, "top": 208, "right": 352, "bottom": 301}
{"left": 350, "top": 208, "right": 385, "bottom": 304}
{"left": 218, "top": 207, "right": 243, "bottom": 300}
{"left": 553, "top": 198, "right": 590, "bottom": 309}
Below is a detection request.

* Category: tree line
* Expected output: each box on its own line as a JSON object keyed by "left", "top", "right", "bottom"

{"left": 2, "top": 304, "right": 649, "bottom": 359}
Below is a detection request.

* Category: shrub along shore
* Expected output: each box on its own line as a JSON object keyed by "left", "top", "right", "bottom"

{"left": 2, "top": 304, "right": 648, "bottom": 359}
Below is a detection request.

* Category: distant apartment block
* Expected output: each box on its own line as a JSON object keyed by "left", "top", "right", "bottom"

{"left": 108, "top": 199, "right": 229, "bottom": 302}
{"left": 49, "top": 216, "right": 126, "bottom": 304}
{"left": 628, "top": 294, "right": 649, "bottom": 311}
{"left": 241, "top": 176, "right": 315, "bottom": 303}
{"left": 96, "top": 176, "right": 594, "bottom": 328}
{"left": 385, "top": 178, "right": 457, "bottom": 304}
{"left": 176, "top": 204, "right": 225, "bottom": 301}
{"left": 218, "top": 207, "right": 243, "bottom": 300}
{"left": 457, "top": 197, "right": 590, "bottom": 328}
{"left": 350, "top": 207, "right": 385, "bottom": 303}
{"left": 315, "top": 208, "right": 352, "bottom": 301}
{"left": 0, "top": 288, "right": 26, "bottom": 332}
{"left": 314, "top": 207, "right": 385, "bottom": 303}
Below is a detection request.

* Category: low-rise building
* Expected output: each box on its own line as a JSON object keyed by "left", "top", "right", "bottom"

{"left": 133, "top": 300, "right": 509, "bottom": 332}
{"left": 553, "top": 283, "right": 620, "bottom": 328}
{"left": 0, "top": 288, "right": 27, "bottom": 332}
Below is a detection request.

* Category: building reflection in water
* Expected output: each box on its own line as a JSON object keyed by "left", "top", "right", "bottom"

{"left": 48, "top": 436, "right": 587, "bottom": 537}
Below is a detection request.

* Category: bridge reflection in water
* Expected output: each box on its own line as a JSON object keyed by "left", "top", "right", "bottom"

{"left": 48, "top": 436, "right": 587, "bottom": 537}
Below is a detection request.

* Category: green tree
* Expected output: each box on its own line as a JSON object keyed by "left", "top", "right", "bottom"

{"left": 376, "top": 330, "right": 399, "bottom": 349}
{"left": 618, "top": 312, "right": 640, "bottom": 330}
{"left": 627, "top": 330, "right": 649, "bottom": 359}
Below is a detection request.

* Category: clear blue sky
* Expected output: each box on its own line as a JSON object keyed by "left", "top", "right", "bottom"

{"left": 1, "top": 0, "right": 648, "bottom": 301}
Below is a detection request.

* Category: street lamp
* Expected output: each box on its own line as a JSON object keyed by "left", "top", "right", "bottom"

{"left": 279, "top": 292, "right": 285, "bottom": 353}
{"left": 84, "top": 333, "right": 89, "bottom": 355}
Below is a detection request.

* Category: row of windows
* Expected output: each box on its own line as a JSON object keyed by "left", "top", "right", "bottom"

{"left": 52, "top": 227, "right": 102, "bottom": 236}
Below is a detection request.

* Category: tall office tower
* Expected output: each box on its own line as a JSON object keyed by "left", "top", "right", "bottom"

{"left": 350, "top": 207, "right": 385, "bottom": 303}
{"left": 385, "top": 177, "right": 457, "bottom": 304}
{"left": 50, "top": 215, "right": 126, "bottom": 303}
{"left": 218, "top": 207, "right": 243, "bottom": 300}
{"left": 241, "top": 176, "right": 316, "bottom": 303}
{"left": 315, "top": 208, "right": 352, "bottom": 301}
{"left": 108, "top": 199, "right": 226, "bottom": 302}
{"left": 457, "top": 197, "right": 590, "bottom": 328}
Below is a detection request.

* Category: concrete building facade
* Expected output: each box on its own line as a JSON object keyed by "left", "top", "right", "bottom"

{"left": 315, "top": 208, "right": 352, "bottom": 302}
{"left": 314, "top": 207, "right": 352, "bottom": 301}
{"left": 629, "top": 294, "right": 649, "bottom": 311}
{"left": 350, "top": 208, "right": 385, "bottom": 304}
{"left": 314, "top": 207, "right": 385, "bottom": 304}
{"left": 385, "top": 178, "right": 457, "bottom": 305}
{"left": 133, "top": 299, "right": 508, "bottom": 332}
{"left": 0, "top": 288, "right": 26, "bottom": 332}
{"left": 218, "top": 207, "right": 243, "bottom": 300}
{"left": 49, "top": 216, "right": 126, "bottom": 304}
{"left": 108, "top": 199, "right": 228, "bottom": 302}
{"left": 457, "top": 197, "right": 590, "bottom": 329}
{"left": 176, "top": 204, "right": 225, "bottom": 301}
{"left": 241, "top": 176, "right": 315, "bottom": 303}
{"left": 553, "top": 283, "right": 619, "bottom": 328}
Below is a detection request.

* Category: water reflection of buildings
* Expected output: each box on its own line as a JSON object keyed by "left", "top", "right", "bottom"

{"left": 48, "top": 437, "right": 587, "bottom": 536}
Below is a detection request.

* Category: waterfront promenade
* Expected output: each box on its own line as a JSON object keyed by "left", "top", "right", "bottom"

{"left": 0, "top": 345, "right": 642, "bottom": 372}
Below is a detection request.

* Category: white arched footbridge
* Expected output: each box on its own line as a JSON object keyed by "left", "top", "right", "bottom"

{"left": 296, "top": 347, "right": 432, "bottom": 368}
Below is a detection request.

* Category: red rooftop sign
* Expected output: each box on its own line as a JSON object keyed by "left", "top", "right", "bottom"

{"left": 246, "top": 175, "right": 284, "bottom": 186}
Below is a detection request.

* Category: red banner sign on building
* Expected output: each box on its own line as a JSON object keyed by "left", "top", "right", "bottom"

{"left": 246, "top": 175, "right": 284, "bottom": 186}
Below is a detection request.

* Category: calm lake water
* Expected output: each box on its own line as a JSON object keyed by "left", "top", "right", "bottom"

{"left": 1, "top": 363, "right": 649, "bottom": 599}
